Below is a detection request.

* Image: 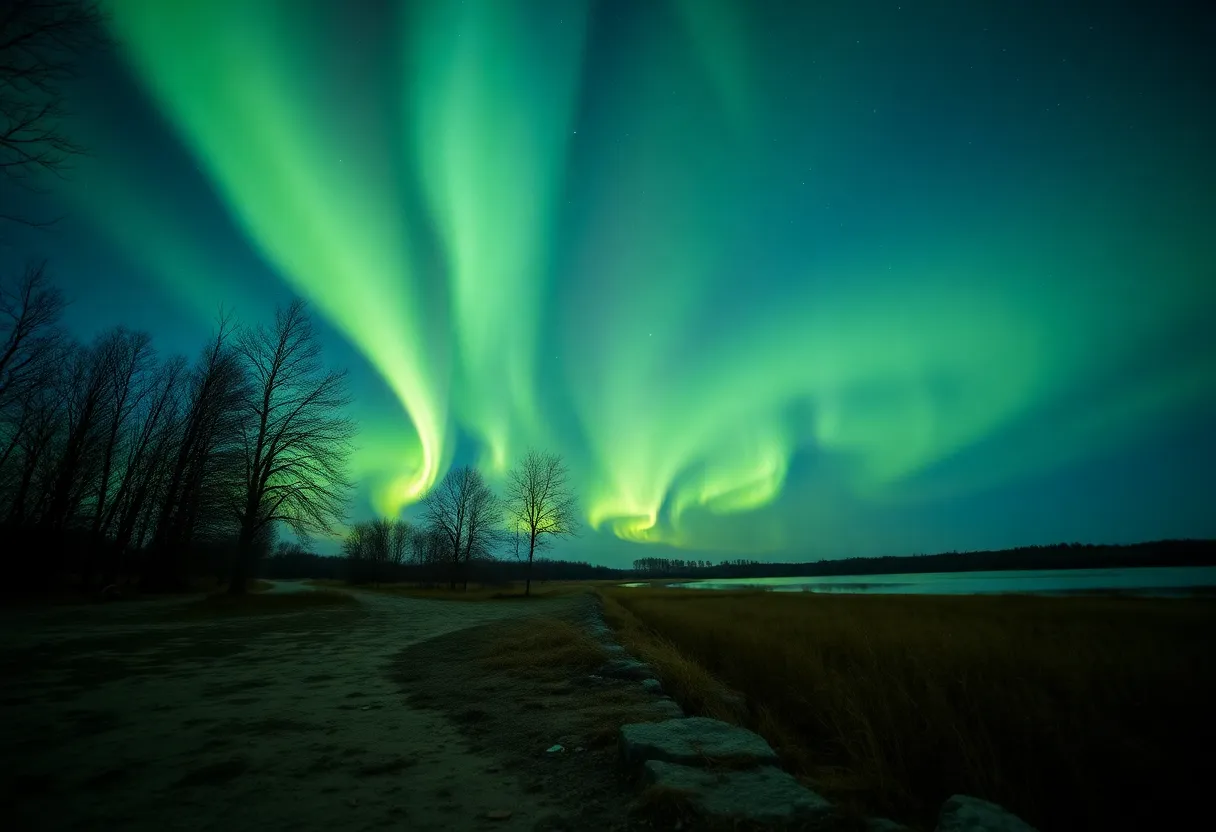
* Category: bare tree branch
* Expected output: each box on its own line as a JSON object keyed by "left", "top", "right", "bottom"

{"left": 504, "top": 449, "right": 579, "bottom": 596}
{"left": 423, "top": 465, "right": 500, "bottom": 590}
{"left": 230, "top": 299, "right": 353, "bottom": 593}
{"left": 0, "top": 261, "right": 65, "bottom": 406}
{"left": 0, "top": 0, "right": 106, "bottom": 227}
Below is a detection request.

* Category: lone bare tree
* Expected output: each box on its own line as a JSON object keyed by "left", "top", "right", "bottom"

{"left": 0, "top": 0, "right": 105, "bottom": 226}
{"left": 504, "top": 450, "right": 579, "bottom": 596}
{"left": 423, "top": 465, "right": 499, "bottom": 590}
{"left": 230, "top": 300, "right": 353, "bottom": 594}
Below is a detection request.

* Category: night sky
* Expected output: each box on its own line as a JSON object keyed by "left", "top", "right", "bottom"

{"left": 4, "top": 0, "right": 1214, "bottom": 563}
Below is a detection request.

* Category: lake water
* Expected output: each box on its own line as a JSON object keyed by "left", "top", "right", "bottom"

{"left": 623, "top": 565, "right": 1216, "bottom": 596}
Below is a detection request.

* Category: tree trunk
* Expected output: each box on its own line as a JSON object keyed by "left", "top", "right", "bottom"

{"left": 228, "top": 556, "right": 247, "bottom": 595}
{"left": 229, "top": 522, "right": 253, "bottom": 595}
{"left": 525, "top": 533, "right": 537, "bottom": 596}
{"left": 7, "top": 453, "right": 39, "bottom": 525}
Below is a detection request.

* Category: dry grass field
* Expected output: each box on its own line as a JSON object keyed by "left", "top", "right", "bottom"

{"left": 600, "top": 586, "right": 1216, "bottom": 830}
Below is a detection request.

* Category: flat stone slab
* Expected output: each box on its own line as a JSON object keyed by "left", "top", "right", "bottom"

{"left": 600, "top": 658, "right": 652, "bottom": 681}
{"left": 936, "top": 795, "right": 1038, "bottom": 832}
{"left": 650, "top": 699, "right": 684, "bottom": 719}
{"left": 640, "top": 677, "right": 663, "bottom": 694}
{"left": 643, "top": 760, "right": 832, "bottom": 824}
{"left": 620, "top": 717, "right": 778, "bottom": 767}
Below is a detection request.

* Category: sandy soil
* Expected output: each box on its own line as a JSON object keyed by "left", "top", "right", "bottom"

{"left": 0, "top": 582, "right": 620, "bottom": 831}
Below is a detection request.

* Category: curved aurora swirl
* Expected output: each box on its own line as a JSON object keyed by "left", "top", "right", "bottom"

{"left": 93, "top": 1, "right": 1215, "bottom": 553}
{"left": 105, "top": 0, "right": 451, "bottom": 503}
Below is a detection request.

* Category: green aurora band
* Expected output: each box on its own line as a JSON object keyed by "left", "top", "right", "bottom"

{"left": 87, "top": 0, "right": 1214, "bottom": 555}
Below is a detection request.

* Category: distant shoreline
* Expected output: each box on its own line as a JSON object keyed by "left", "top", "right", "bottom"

{"left": 627, "top": 539, "right": 1216, "bottom": 581}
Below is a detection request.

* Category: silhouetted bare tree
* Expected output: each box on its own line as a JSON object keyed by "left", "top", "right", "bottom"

{"left": 1, "top": 264, "right": 65, "bottom": 493}
{"left": 505, "top": 450, "right": 579, "bottom": 595}
{"left": 388, "top": 518, "right": 410, "bottom": 568}
{"left": 143, "top": 315, "right": 246, "bottom": 590}
{"left": 343, "top": 517, "right": 411, "bottom": 585}
{"left": 104, "top": 354, "right": 184, "bottom": 581}
{"left": 230, "top": 300, "right": 353, "bottom": 594}
{"left": 423, "top": 465, "right": 500, "bottom": 590}
{"left": 81, "top": 328, "right": 152, "bottom": 586}
{"left": 39, "top": 329, "right": 120, "bottom": 534}
{"left": 1, "top": 273, "right": 365, "bottom": 594}
{"left": 408, "top": 525, "right": 448, "bottom": 584}
{"left": 2, "top": 351, "right": 65, "bottom": 526}
{"left": 0, "top": 0, "right": 105, "bottom": 226}
{"left": 0, "top": 262, "right": 64, "bottom": 408}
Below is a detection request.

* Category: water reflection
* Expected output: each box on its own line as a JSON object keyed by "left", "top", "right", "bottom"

{"left": 623, "top": 566, "right": 1216, "bottom": 596}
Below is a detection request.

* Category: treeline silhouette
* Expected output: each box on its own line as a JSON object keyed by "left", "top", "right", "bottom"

{"left": 260, "top": 539, "right": 1216, "bottom": 584}
{"left": 0, "top": 265, "right": 352, "bottom": 595}
{"left": 631, "top": 539, "right": 1216, "bottom": 578}
{"left": 264, "top": 542, "right": 622, "bottom": 586}
{"left": 338, "top": 453, "right": 581, "bottom": 594}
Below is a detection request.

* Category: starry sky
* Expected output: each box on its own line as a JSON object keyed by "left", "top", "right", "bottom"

{"left": 4, "top": 0, "right": 1214, "bottom": 563}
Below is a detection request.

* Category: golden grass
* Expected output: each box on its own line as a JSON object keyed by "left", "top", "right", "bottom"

{"left": 600, "top": 592, "right": 748, "bottom": 724}
{"left": 481, "top": 616, "right": 606, "bottom": 675}
{"left": 473, "top": 616, "right": 658, "bottom": 752}
{"left": 600, "top": 586, "right": 1216, "bottom": 831}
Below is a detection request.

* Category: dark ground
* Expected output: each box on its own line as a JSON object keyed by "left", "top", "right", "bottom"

{"left": 0, "top": 584, "right": 657, "bottom": 831}
{"left": 395, "top": 614, "right": 668, "bottom": 831}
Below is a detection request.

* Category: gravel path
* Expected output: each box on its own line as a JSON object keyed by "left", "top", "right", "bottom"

{"left": 1, "top": 584, "right": 580, "bottom": 831}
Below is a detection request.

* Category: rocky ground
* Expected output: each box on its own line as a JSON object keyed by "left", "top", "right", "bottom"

{"left": 1, "top": 583, "right": 1040, "bottom": 832}
{"left": 0, "top": 583, "right": 614, "bottom": 831}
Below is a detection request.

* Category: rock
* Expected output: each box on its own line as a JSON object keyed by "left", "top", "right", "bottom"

{"left": 619, "top": 717, "right": 778, "bottom": 768}
{"left": 640, "top": 678, "right": 663, "bottom": 694}
{"left": 650, "top": 699, "right": 684, "bottom": 719}
{"left": 642, "top": 760, "right": 833, "bottom": 825}
{"left": 486, "top": 809, "right": 513, "bottom": 820}
{"left": 867, "top": 818, "right": 912, "bottom": 832}
{"left": 602, "top": 643, "right": 627, "bottom": 656}
{"left": 600, "top": 658, "right": 653, "bottom": 681}
{"left": 936, "top": 795, "right": 1038, "bottom": 832}
{"left": 545, "top": 744, "right": 564, "bottom": 754}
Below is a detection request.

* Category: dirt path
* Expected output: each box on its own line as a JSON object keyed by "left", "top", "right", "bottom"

{"left": 0, "top": 584, "right": 594, "bottom": 831}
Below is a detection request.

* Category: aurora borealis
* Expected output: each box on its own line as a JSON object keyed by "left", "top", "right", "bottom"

{"left": 4, "top": 0, "right": 1214, "bottom": 562}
